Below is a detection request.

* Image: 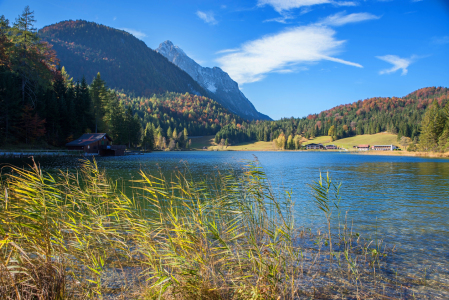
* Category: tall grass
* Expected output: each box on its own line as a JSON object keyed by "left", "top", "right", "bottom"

{"left": 0, "top": 159, "right": 439, "bottom": 299}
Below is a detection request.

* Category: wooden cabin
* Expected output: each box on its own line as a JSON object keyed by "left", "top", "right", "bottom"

{"left": 66, "top": 133, "right": 126, "bottom": 156}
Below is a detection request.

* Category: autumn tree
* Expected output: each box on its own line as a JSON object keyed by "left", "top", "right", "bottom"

{"left": 274, "top": 133, "right": 286, "bottom": 150}
{"left": 293, "top": 135, "right": 302, "bottom": 150}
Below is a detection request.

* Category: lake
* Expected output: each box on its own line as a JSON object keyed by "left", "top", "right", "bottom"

{"left": 2, "top": 151, "right": 449, "bottom": 293}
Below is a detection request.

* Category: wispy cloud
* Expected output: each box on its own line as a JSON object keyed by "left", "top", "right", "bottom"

{"left": 317, "top": 11, "right": 380, "bottom": 26}
{"left": 334, "top": 1, "right": 358, "bottom": 6}
{"left": 376, "top": 55, "right": 413, "bottom": 75}
{"left": 257, "top": 0, "right": 357, "bottom": 13}
{"left": 113, "top": 16, "right": 117, "bottom": 21}
{"left": 217, "top": 25, "right": 362, "bottom": 85}
{"left": 263, "top": 12, "right": 295, "bottom": 23}
{"left": 196, "top": 11, "right": 218, "bottom": 25}
{"left": 432, "top": 36, "right": 449, "bottom": 45}
{"left": 215, "top": 48, "right": 240, "bottom": 54}
{"left": 119, "top": 28, "right": 146, "bottom": 39}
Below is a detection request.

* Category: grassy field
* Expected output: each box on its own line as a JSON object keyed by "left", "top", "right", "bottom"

{"left": 224, "top": 140, "right": 276, "bottom": 151}
{"left": 189, "top": 135, "right": 277, "bottom": 151}
{"left": 188, "top": 135, "right": 216, "bottom": 150}
{"left": 189, "top": 133, "right": 401, "bottom": 152}
{"left": 305, "top": 132, "right": 400, "bottom": 150}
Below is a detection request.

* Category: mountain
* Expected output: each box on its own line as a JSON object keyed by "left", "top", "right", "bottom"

{"left": 38, "top": 20, "right": 209, "bottom": 97}
{"left": 156, "top": 40, "right": 271, "bottom": 121}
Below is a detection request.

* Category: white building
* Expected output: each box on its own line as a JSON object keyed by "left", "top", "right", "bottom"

{"left": 372, "top": 145, "right": 397, "bottom": 151}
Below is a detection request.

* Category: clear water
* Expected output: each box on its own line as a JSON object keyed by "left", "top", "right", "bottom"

{"left": 2, "top": 151, "right": 449, "bottom": 291}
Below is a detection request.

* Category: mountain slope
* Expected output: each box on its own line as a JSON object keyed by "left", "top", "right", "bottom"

{"left": 156, "top": 40, "right": 271, "bottom": 121}
{"left": 38, "top": 20, "right": 209, "bottom": 97}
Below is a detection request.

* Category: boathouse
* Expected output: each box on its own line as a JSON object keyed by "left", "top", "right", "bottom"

{"left": 66, "top": 133, "right": 126, "bottom": 156}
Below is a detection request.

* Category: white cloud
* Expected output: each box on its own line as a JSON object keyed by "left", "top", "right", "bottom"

{"left": 217, "top": 25, "right": 362, "bottom": 85}
{"left": 196, "top": 11, "right": 218, "bottom": 25}
{"left": 257, "top": 0, "right": 357, "bottom": 12}
{"left": 119, "top": 28, "right": 146, "bottom": 39}
{"left": 113, "top": 16, "right": 117, "bottom": 21}
{"left": 376, "top": 55, "right": 413, "bottom": 75}
{"left": 317, "top": 11, "right": 380, "bottom": 26}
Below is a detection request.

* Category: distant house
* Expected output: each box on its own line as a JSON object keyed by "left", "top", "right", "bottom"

{"left": 372, "top": 145, "right": 397, "bottom": 151}
{"left": 326, "top": 144, "right": 338, "bottom": 150}
{"left": 66, "top": 133, "right": 125, "bottom": 156}
{"left": 306, "top": 143, "right": 325, "bottom": 150}
{"left": 356, "top": 144, "right": 370, "bottom": 151}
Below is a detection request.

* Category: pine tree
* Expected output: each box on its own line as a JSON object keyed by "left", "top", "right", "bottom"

{"left": 108, "top": 95, "right": 125, "bottom": 144}
{"left": 11, "top": 6, "right": 57, "bottom": 106}
{"left": 142, "top": 123, "right": 154, "bottom": 151}
{"left": 438, "top": 103, "right": 449, "bottom": 152}
{"left": 419, "top": 101, "right": 446, "bottom": 151}
{"left": 77, "top": 76, "right": 92, "bottom": 133}
{"left": 90, "top": 72, "right": 109, "bottom": 133}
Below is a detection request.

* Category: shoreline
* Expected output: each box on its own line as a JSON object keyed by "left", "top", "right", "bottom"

{"left": 351, "top": 150, "right": 449, "bottom": 158}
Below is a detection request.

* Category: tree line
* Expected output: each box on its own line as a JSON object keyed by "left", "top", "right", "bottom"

{"left": 0, "top": 7, "right": 139, "bottom": 148}
{"left": 215, "top": 87, "right": 448, "bottom": 152}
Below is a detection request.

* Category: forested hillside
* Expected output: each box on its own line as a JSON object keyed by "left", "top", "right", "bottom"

{"left": 215, "top": 87, "right": 449, "bottom": 150}
{"left": 38, "top": 20, "right": 210, "bottom": 98}
{"left": 0, "top": 7, "right": 244, "bottom": 150}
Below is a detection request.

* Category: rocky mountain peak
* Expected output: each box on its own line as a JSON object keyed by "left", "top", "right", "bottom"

{"left": 156, "top": 41, "right": 270, "bottom": 121}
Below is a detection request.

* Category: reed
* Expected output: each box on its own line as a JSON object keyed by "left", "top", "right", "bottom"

{"left": 0, "top": 159, "right": 435, "bottom": 299}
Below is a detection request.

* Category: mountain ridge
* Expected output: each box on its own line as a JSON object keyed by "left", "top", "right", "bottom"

{"left": 156, "top": 40, "right": 271, "bottom": 121}
{"left": 38, "top": 20, "right": 209, "bottom": 98}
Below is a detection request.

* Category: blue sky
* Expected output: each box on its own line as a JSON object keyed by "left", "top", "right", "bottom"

{"left": 1, "top": 0, "right": 448, "bottom": 120}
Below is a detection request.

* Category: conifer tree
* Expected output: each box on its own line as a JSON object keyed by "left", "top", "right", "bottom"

{"left": 90, "top": 72, "right": 109, "bottom": 133}
{"left": 142, "top": 123, "right": 154, "bottom": 151}
{"left": 11, "top": 6, "right": 57, "bottom": 106}
{"left": 419, "top": 101, "right": 446, "bottom": 151}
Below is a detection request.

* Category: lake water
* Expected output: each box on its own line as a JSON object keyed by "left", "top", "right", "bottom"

{"left": 2, "top": 151, "right": 449, "bottom": 292}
